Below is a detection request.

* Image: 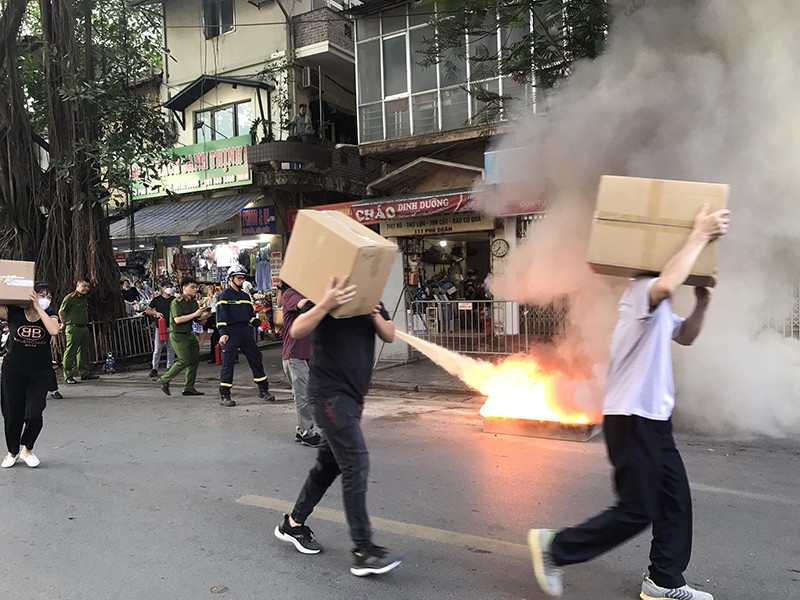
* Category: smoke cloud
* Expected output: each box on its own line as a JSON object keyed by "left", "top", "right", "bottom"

{"left": 480, "top": 0, "right": 800, "bottom": 436}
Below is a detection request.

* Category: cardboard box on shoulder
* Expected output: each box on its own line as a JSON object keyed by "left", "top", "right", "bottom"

{"left": 280, "top": 210, "right": 398, "bottom": 318}
{"left": 0, "top": 260, "right": 35, "bottom": 305}
{"left": 587, "top": 176, "right": 729, "bottom": 286}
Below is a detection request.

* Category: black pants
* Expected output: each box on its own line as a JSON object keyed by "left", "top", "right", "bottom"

{"left": 291, "top": 394, "right": 372, "bottom": 548}
{"left": 219, "top": 325, "right": 267, "bottom": 390}
{"left": 1, "top": 364, "right": 49, "bottom": 455}
{"left": 551, "top": 415, "right": 692, "bottom": 589}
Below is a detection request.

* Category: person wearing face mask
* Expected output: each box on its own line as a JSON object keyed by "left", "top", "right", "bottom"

{"left": 144, "top": 284, "right": 177, "bottom": 378}
{"left": 215, "top": 264, "right": 275, "bottom": 407}
{"left": 58, "top": 278, "right": 98, "bottom": 384}
{"left": 0, "top": 282, "right": 62, "bottom": 468}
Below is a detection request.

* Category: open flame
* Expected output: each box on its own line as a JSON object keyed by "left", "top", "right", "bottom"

{"left": 466, "top": 356, "right": 591, "bottom": 425}
{"left": 393, "top": 331, "right": 596, "bottom": 425}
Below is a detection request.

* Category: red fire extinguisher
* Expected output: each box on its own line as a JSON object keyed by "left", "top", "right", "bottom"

{"left": 158, "top": 317, "right": 168, "bottom": 342}
{"left": 214, "top": 345, "right": 222, "bottom": 365}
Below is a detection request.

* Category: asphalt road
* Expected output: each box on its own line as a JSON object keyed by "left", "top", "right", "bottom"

{"left": 0, "top": 370, "right": 797, "bottom": 600}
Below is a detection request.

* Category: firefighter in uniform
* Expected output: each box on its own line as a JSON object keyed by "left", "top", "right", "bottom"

{"left": 216, "top": 265, "right": 276, "bottom": 407}
{"left": 58, "top": 278, "right": 98, "bottom": 384}
{"left": 157, "top": 277, "right": 209, "bottom": 397}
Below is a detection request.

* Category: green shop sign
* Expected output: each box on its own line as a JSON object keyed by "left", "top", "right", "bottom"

{"left": 130, "top": 135, "right": 252, "bottom": 199}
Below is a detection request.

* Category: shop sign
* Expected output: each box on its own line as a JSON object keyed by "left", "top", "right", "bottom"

{"left": 130, "top": 135, "right": 252, "bottom": 200}
{"left": 270, "top": 252, "right": 283, "bottom": 287}
{"left": 241, "top": 206, "right": 276, "bottom": 235}
{"left": 380, "top": 213, "right": 494, "bottom": 237}
{"left": 353, "top": 192, "right": 474, "bottom": 224}
{"left": 115, "top": 253, "right": 126, "bottom": 265}
{"left": 287, "top": 201, "right": 366, "bottom": 231}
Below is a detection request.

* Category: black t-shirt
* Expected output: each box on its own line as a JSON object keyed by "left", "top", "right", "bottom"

{"left": 308, "top": 302, "right": 390, "bottom": 401}
{"left": 121, "top": 288, "right": 140, "bottom": 302}
{"left": 147, "top": 295, "right": 174, "bottom": 328}
{"left": 3, "top": 305, "right": 52, "bottom": 369}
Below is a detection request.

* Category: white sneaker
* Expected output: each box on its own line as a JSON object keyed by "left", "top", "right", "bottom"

{"left": 528, "top": 529, "right": 563, "bottom": 597}
{"left": 20, "top": 452, "right": 40, "bottom": 468}
{"left": 1, "top": 453, "right": 18, "bottom": 468}
{"left": 641, "top": 575, "right": 713, "bottom": 600}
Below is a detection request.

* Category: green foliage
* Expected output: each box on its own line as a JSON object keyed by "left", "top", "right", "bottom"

{"left": 417, "top": 0, "right": 608, "bottom": 122}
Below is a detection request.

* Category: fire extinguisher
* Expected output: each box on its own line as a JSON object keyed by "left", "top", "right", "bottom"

{"left": 158, "top": 317, "right": 168, "bottom": 342}
{"left": 214, "top": 345, "right": 222, "bottom": 365}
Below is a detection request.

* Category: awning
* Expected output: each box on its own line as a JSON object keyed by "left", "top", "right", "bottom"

{"left": 351, "top": 188, "right": 475, "bottom": 224}
{"left": 109, "top": 193, "right": 262, "bottom": 239}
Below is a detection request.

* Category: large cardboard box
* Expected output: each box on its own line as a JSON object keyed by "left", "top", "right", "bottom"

{"left": 587, "top": 176, "right": 728, "bottom": 286}
{"left": 0, "top": 260, "right": 35, "bottom": 305}
{"left": 280, "top": 210, "right": 398, "bottom": 318}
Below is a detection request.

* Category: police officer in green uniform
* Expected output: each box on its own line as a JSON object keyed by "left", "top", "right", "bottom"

{"left": 157, "top": 277, "right": 209, "bottom": 397}
{"left": 58, "top": 278, "right": 98, "bottom": 384}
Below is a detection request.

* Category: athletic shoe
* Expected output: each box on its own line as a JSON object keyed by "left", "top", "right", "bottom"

{"left": 65, "top": 377, "right": 77, "bottom": 385}
{"left": 148, "top": 369, "right": 158, "bottom": 378}
{"left": 1, "top": 453, "right": 17, "bottom": 468}
{"left": 640, "top": 576, "right": 714, "bottom": 600}
{"left": 300, "top": 433, "right": 322, "bottom": 448}
{"left": 219, "top": 395, "right": 236, "bottom": 407}
{"left": 81, "top": 374, "right": 99, "bottom": 381}
{"left": 350, "top": 543, "right": 403, "bottom": 577}
{"left": 182, "top": 389, "right": 205, "bottom": 396}
{"left": 274, "top": 514, "right": 323, "bottom": 554}
{"left": 50, "top": 391, "right": 63, "bottom": 399}
{"left": 20, "top": 452, "right": 40, "bottom": 468}
{"left": 294, "top": 433, "right": 302, "bottom": 443}
{"left": 158, "top": 378, "right": 171, "bottom": 396}
{"left": 528, "top": 529, "right": 563, "bottom": 597}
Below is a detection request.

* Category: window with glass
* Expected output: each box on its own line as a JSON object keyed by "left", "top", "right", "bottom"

{"left": 203, "top": 0, "right": 234, "bottom": 39}
{"left": 194, "top": 101, "right": 253, "bottom": 143}
{"left": 355, "top": 3, "right": 535, "bottom": 143}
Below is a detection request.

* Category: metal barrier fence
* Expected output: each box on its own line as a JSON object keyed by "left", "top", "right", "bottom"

{"left": 53, "top": 316, "right": 156, "bottom": 364}
{"left": 407, "top": 299, "right": 568, "bottom": 355}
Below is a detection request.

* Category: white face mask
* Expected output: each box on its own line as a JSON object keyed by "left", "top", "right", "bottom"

{"left": 37, "top": 298, "right": 51, "bottom": 310}
{"left": 163, "top": 288, "right": 174, "bottom": 295}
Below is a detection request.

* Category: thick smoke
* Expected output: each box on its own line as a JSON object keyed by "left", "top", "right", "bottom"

{"left": 480, "top": 0, "right": 800, "bottom": 436}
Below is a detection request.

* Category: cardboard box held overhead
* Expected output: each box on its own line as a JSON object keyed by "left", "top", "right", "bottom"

{"left": 280, "top": 210, "right": 398, "bottom": 318}
{"left": 0, "top": 260, "right": 35, "bottom": 305}
{"left": 587, "top": 176, "right": 729, "bottom": 286}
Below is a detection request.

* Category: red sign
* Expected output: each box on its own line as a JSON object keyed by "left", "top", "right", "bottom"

{"left": 115, "top": 253, "right": 127, "bottom": 265}
{"left": 287, "top": 201, "right": 363, "bottom": 231}
{"left": 351, "top": 192, "right": 474, "bottom": 223}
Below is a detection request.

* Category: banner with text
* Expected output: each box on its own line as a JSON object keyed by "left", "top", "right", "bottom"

{"left": 352, "top": 192, "right": 474, "bottom": 224}
{"left": 380, "top": 213, "right": 494, "bottom": 237}
{"left": 130, "top": 135, "right": 252, "bottom": 200}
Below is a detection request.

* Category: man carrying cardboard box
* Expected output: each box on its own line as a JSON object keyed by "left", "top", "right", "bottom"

{"left": 529, "top": 204, "right": 730, "bottom": 600}
{"left": 273, "top": 276, "right": 403, "bottom": 577}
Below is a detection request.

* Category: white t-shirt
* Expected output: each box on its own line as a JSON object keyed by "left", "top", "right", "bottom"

{"left": 602, "top": 277, "right": 685, "bottom": 420}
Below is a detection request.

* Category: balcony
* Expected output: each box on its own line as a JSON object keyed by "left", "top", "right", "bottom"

{"left": 247, "top": 140, "right": 384, "bottom": 196}
{"left": 293, "top": 7, "right": 354, "bottom": 55}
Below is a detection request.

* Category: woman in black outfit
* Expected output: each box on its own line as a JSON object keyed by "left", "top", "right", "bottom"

{"left": 0, "top": 283, "right": 61, "bottom": 468}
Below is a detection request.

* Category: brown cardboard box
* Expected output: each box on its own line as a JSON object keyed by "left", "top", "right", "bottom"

{"left": 280, "top": 210, "right": 398, "bottom": 318}
{"left": 587, "top": 176, "right": 729, "bottom": 286}
{"left": 0, "top": 259, "right": 35, "bottom": 305}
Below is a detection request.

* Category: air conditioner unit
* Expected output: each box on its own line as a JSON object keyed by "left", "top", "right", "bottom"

{"left": 300, "top": 66, "right": 314, "bottom": 89}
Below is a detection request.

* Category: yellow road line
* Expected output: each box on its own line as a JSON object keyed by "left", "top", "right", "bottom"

{"left": 236, "top": 494, "right": 529, "bottom": 559}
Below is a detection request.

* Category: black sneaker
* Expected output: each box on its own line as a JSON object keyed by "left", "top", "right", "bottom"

{"left": 274, "top": 514, "right": 323, "bottom": 554}
{"left": 182, "top": 389, "right": 205, "bottom": 396}
{"left": 219, "top": 395, "right": 236, "bottom": 407}
{"left": 300, "top": 433, "right": 322, "bottom": 448}
{"left": 148, "top": 369, "right": 158, "bottom": 378}
{"left": 157, "top": 378, "right": 171, "bottom": 396}
{"left": 350, "top": 543, "right": 403, "bottom": 577}
{"left": 50, "top": 391, "right": 63, "bottom": 399}
{"left": 294, "top": 433, "right": 302, "bottom": 443}
{"left": 65, "top": 377, "right": 77, "bottom": 385}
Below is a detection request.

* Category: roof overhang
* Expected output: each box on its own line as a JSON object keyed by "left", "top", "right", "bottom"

{"left": 346, "top": 0, "right": 407, "bottom": 17}
{"left": 164, "top": 75, "right": 274, "bottom": 128}
{"left": 367, "top": 157, "right": 483, "bottom": 195}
